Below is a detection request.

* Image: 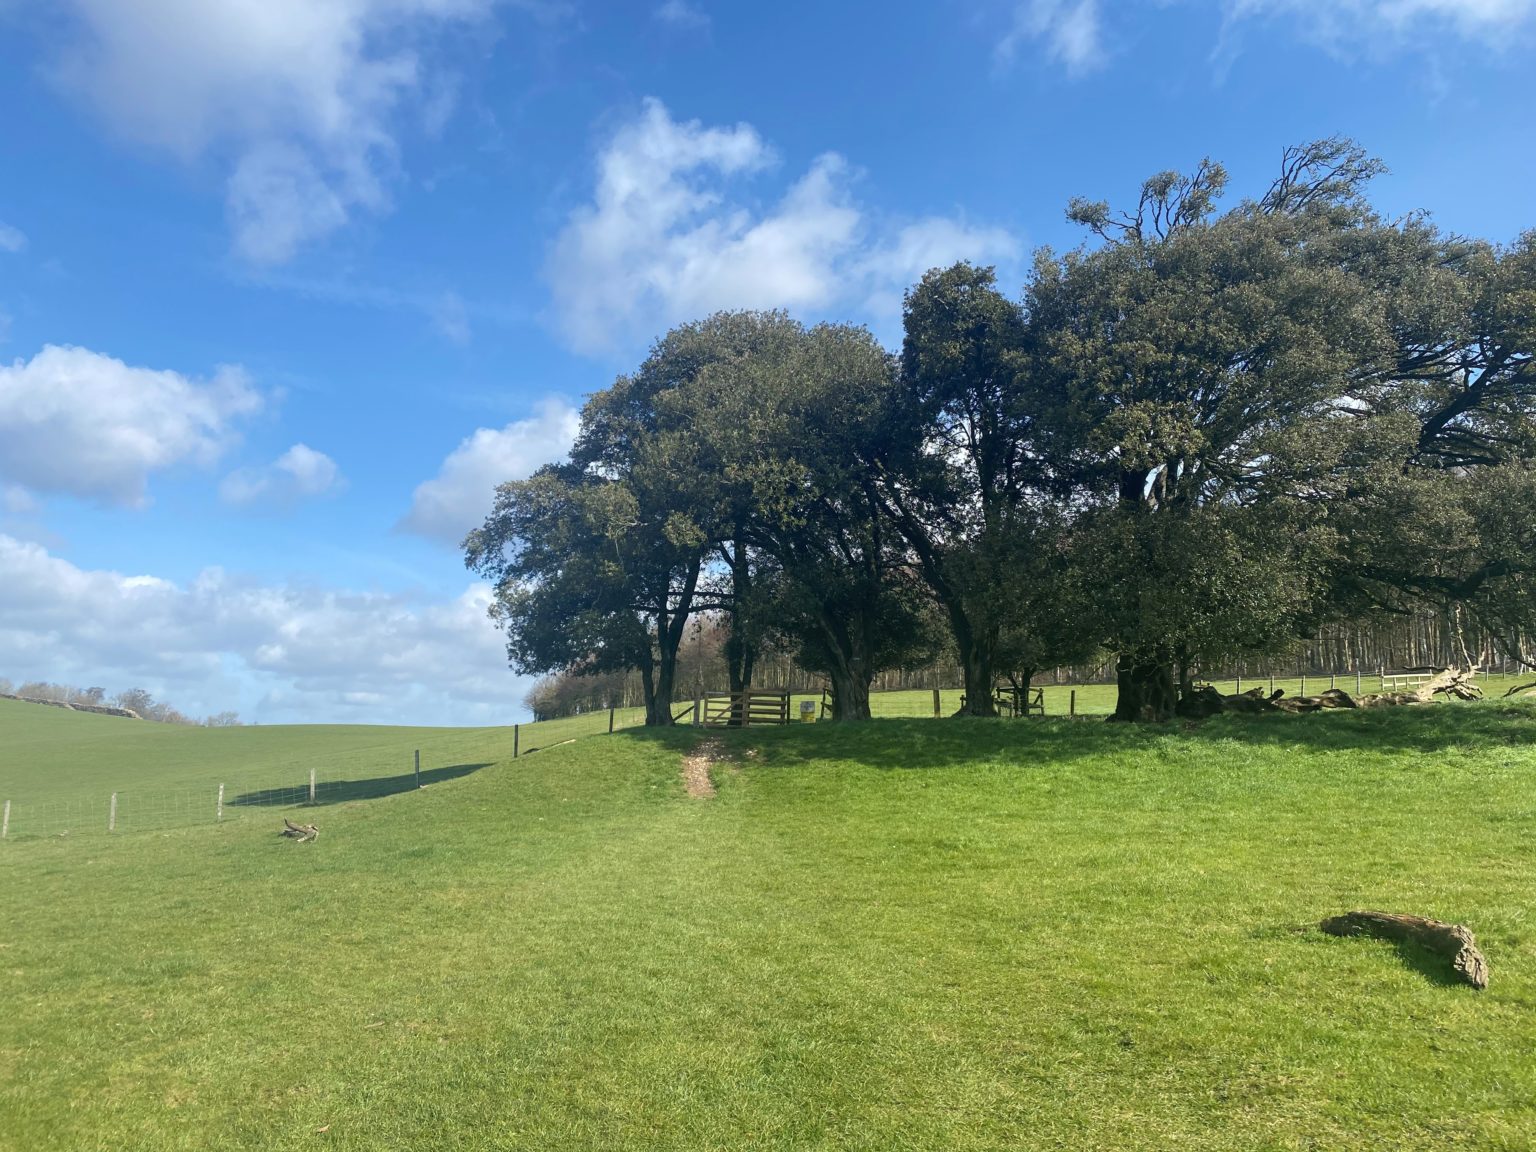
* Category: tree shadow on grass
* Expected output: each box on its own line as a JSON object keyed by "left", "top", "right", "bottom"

{"left": 613, "top": 700, "right": 1536, "bottom": 773}
{"left": 1328, "top": 933, "right": 1473, "bottom": 989}
{"left": 227, "top": 762, "right": 492, "bottom": 809}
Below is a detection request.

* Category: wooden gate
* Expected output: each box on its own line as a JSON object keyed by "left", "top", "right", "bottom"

{"left": 701, "top": 690, "right": 791, "bottom": 727}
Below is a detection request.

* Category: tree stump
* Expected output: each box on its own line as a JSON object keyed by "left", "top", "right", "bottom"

{"left": 1319, "top": 910, "right": 1488, "bottom": 989}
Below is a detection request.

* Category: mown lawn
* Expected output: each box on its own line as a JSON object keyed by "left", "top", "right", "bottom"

{"left": 2, "top": 703, "right": 1535, "bottom": 1149}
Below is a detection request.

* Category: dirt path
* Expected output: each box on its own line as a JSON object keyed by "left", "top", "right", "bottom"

{"left": 680, "top": 738, "right": 723, "bottom": 798}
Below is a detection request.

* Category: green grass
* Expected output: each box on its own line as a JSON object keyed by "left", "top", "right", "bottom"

{"left": 3, "top": 700, "right": 1536, "bottom": 1149}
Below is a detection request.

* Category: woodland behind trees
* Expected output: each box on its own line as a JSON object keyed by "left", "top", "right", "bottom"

{"left": 467, "top": 140, "right": 1536, "bottom": 723}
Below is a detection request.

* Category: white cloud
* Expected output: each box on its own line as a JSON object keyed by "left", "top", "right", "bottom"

{"left": 400, "top": 397, "right": 580, "bottom": 544}
{"left": 220, "top": 443, "right": 343, "bottom": 507}
{"left": 1220, "top": 0, "right": 1536, "bottom": 54}
{"left": 997, "top": 0, "right": 1104, "bottom": 73}
{"left": 0, "top": 222, "right": 25, "bottom": 253}
{"left": 0, "top": 533, "right": 531, "bottom": 725}
{"left": 548, "top": 99, "right": 1020, "bottom": 354}
{"left": 654, "top": 0, "right": 709, "bottom": 28}
{"left": 0, "top": 344, "right": 263, "bottom": 507}
{"left": 44, "top": 0, "right": 496, "bottom": 263}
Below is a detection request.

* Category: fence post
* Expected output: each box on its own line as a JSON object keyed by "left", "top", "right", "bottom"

{"left": 1356, "top": 669, "right": 1362, "bottom": 695}
{"left": 932, "top": 688, "right": 941, "bottom": 718}
{"left": 217, "top": 784, "right": 224, "bottom": 824}
{"left": 308, "top": 768, "right": 317, "bottom": 805}
{"left": 1330, "top": 672, "right": 1337, "bottom": 690}
{"left": 415, "top": 749, "right": 421, "bottom": 789}
{"left": 2, "top": 799, "right": 9, "bottom": 840}
{"left": 608, "top": 706, "right": 615, "bottom": 734}
{"left": 1269, "top": 674, "right": 1275, "bottom": 696}
{"left": 514, "top": 724, "right": 520, "bottom": 759}
{"left": 1070, "top": 690, "right": 1076, "bottom": 718}
{"left": 693, "top": 697, "right": 701, "bottom": 726}
{"left": 1235, "top": 673, "right": 1242, "bottom": 695}
{"left": 109, "top": 792, "right": 117, "bottom": 833}
{"left": 1300, "top": 674, "right": 1306, "bottom": 697}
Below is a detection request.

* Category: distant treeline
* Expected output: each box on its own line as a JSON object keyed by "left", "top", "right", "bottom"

{"left": 0, "top": 678, "right": 240, "bottom": 727}
{"left": 525, "top": 610, "right": 1528, "bottom": 721}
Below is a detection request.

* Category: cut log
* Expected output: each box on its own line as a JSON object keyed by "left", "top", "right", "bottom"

{"left": 280, "top": 818, "right": 319, "bottom": 842}
{"left": 1319, "top": 910, "right": 1488, "bottom": 989}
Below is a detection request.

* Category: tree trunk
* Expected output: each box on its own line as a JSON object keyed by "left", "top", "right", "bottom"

{"left": 725, "top": 536, "right": 756, "bottom": 707}
{"left": 1112, "top": 653, "right": 1178, "bottom": 722}
{"left": 827, "top": 667, "right": 872, "bottom": 721}
{"left": 953, "top": 613, "right": 997, "bottom": 717}
{"left": 639, "top": 659, "right": 659, "bottom": 726}
{"left": 646, "top": 648, "right": 678, "bottom": 726}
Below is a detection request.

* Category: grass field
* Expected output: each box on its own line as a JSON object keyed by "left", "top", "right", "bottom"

{"left": 3, "top": 698, "right": 1536, "bottom": 1149}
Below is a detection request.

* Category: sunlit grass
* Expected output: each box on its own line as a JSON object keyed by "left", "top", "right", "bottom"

{"left": 3, "top": 701, "right": 1535, "bottom": 1148}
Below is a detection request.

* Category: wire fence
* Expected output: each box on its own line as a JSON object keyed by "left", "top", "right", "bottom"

{"left": 7, "top": 668, "right": 1524, "bottom": 845}
{"left": 0, "top": 754, "right": 499, "bottom": 843}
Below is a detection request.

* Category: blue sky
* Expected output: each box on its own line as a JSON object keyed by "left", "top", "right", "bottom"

{"left": 1, "top": 0, "right": 1533, "bottom": 725}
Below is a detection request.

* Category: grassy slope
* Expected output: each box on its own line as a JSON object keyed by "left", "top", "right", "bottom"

{"left": 2, "top": 704, "right": 1535, "bottom": 1150}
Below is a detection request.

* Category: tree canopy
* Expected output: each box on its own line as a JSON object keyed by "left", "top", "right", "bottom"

{"left": 468, "top": 138, "right": 1536, "bottom": 724}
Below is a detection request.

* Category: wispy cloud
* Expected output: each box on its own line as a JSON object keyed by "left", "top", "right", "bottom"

{"left": 1218, "top": 0, "right": 1536, "bottom": 61}
{"left": 220, "top": 443, "right": 343, "bottom": 508}
{"left": 0, "top": 222, "right": 26, "bottom": 253}
{"left": 996, "top": 0, "right": 1105, "bottom": 74}
{"left": 654, "top": 0, "right": 709, "bottom": 29}
{"left": 43, "top": 0, "right": 504, "bottom": 264}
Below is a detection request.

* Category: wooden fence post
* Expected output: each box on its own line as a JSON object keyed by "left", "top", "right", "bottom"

{"left": 1300, "top": 674, "right": 1307, "bottom": 697}
{"left": 1269, "top": 674, "right": 1275, "bottom": 696}
{"left": 514, "top": 724, "right": 520, "bottom": 758}
{"left": 217, "top": 784, "right": 224, "bottom": 823}
{"left": 1235, "top": 673, "right": 1242, "bottom": 695}
{"left": 693, "top": 697, "right": 701, "bottom": 726}
{"left": 932, "top": 688, "right": 941, "bottom": 718}
{"left": 308, "top": 768, "right": 317, "bottom": 805}
{"left": 109, "top": 792, "right": 117, "bottom": 833}
{"left": 608, "top": 707, "right": 615, "bottom": 734}
{"left": 1356, "top": 669, "right": 1362, "bottom": 695}
{"left": 2, "top": 799, "right": 9, "bottom": 840}
{"left": 414, "top": 749, "right": 421, "bottom": 789}
{"left": 1070, "top": 690, "right": 1076, "bottom": 718}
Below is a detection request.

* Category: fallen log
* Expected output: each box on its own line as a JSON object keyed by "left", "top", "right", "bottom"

{"left": 1415, "top": 667, "right": 1482, "bottom": 702}
{"left": 1319, "top": 910, "right": 1488, "bottom": 989}
{"left": 1502, "top": 680, "right": 1536, "bottom": 699}
{"left": 280, "top": 818, "right": 319, "bottom": 843}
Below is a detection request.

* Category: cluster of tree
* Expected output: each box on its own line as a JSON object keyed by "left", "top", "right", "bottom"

{"left": 0, "top": 678, "right": 240, "bottom": 726}
{"left": 468, "top": 139, "right": 1536, "bottom": 723}
{"left": 524, "top": 606, "right": 1533, "bottom": 721}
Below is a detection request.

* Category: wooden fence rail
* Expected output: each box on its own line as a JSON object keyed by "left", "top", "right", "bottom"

{"left": 701, "top": 691, "right": 791, "bottom": 728}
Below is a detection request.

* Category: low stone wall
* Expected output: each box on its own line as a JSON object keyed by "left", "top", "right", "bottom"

{"left": 0, "top": 693, "right": 142, "bottom": 719}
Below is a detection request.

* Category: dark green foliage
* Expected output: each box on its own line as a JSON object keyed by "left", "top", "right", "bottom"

{"left": 468, "top": 137, "right": 1536, "bottom": 722}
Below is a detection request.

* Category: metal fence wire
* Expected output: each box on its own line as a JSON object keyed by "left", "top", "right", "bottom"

{"left": 5, "top": 669, "right": 1521, "bottom": 844}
